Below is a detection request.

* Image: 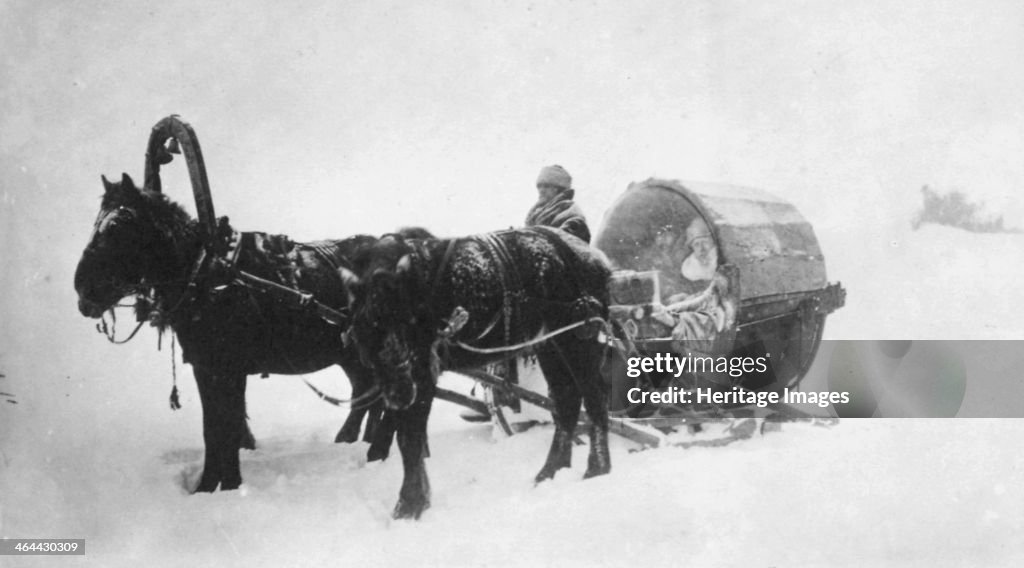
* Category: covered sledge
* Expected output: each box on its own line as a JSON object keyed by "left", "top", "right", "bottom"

{"left": 594, "top": 179, "right": 846, "bottom": 412}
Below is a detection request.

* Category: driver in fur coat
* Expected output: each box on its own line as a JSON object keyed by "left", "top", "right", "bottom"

{"left": 524, "top": 165, "right": 591, "bottom": 243}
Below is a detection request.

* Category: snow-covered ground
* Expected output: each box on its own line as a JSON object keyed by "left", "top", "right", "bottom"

{"left": 4, "top": 371, "right": 1024, "bottom": 567}
{"left": 2, "top": 224, "right": 1023, "bottom": 567}
{"left": 5, "top": 396, "right": 1024, "bottom": 567}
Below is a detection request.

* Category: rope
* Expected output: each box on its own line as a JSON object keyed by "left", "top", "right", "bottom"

{"left": 169, "top": 334, "right": 181, "bottom": 410}
{"left": 302, "top": 378, "right": 351, "bottom": 406}
{"left": 97, "top": 309, "right": 147, "bottom": 345}
{"left": 453, "top": 316, "right": 608, "bottom": 355}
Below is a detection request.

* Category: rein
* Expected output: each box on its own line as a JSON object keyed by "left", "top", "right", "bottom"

{"left": 96, "top": 310, "right": 146, "bottom": 344}
{"left": 450, "top": 316, "right": 611, "bottom": 355}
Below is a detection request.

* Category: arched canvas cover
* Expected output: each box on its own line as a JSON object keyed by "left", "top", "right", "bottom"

{"left": 594, "top": 178, "right": 828, "bottom": 302}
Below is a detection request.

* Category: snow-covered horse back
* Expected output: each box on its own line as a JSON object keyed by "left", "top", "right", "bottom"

{"left": 342, "top": 227, "right": 612, "bottom": 519}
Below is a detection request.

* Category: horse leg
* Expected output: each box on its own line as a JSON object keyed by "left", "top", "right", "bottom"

{"left": 240, "top": 376, "right": 256, "bottom": 450}
{"left": 576, "top": 340, "right": 611, "bottom": 478}
{"left": 240, "top": 421, "right": 256, "bottom": 450}
{"left": 534, "top": 342, "right": 583, "bottom": 483}
{"left": 362, "top": 398, "right": 384, "bottom": 444}
{"left": 367, "top": 408, "right": 397, "bottom": 462}
{"left": 335, "top": 408, "right": 367, "bottom": 444}
{"left": 335, "top": 361, "right": 379, "bottom": 444}
{"left": 193, "top": 369, "right": 247, "bottom": 492}
{"left": 392, "top": 376, "right": 435, "bottom": 520}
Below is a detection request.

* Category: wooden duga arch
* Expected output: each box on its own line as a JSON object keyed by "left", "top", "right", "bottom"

{"left": 143, "top": 115, "right": 217, "bottom": 241}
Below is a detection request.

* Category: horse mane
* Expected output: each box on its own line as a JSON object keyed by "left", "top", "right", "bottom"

{"left": 143, "top": 189, "right": 200, "bottom": 244}
{"left": 102, "top": 179, "right": 202, "bottom": 250}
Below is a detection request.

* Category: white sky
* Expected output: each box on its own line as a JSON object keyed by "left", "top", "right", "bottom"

{"left": 2, "top": 0, "right": 1023, "bottom": 340}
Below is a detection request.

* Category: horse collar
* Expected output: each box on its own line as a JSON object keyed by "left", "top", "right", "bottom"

{"left": 429, "top": 239, "right": 459, "bottom": 293}
{"left": 149, "top": 225, "right": 234, "bottom": 321}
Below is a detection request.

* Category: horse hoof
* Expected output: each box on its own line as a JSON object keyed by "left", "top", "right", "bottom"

{"left": 367, "top": 445, "right": 391, "bottom": 462}
{"left": 335, "top": 428, "right": 359, "bottom": 444}
{"left": 193, "top": 476, "right": 220, "bottom": 493}
{"left": 583, "top": 465, "right": 611, "bottom": 479}
{"left": 534, "top": 469, "right": 558, "bottom": 484}
{"left": 392, "top": 498, "right": 429, "bottom": 520}
{"left": 584, "top": 452, "right": 611, "bottom": 479}
{"left": 219, "top": 477, "right": 242, "bottom": 491}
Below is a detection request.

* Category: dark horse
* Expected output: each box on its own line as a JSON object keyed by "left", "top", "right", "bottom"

{"left": 342, "top": 227, "right": 612, "bottom": 519}
{"left": 74, "top": 172, "right": 419, "bottom": 492}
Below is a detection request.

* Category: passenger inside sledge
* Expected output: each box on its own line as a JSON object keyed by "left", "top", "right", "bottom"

{"left": 601, "top": 194, "right": 736, "bottom": 351}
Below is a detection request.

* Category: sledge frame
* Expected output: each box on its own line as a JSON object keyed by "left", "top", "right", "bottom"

{"left": 588, "top": 178, "right": 847, "bottom": 440}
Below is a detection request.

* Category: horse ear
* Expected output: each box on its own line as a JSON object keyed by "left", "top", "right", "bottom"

{"left": 121, "top": 172, "right": 136, "bottom": 189}
{"left": 396, "top": 254, "right": 413, "bottom": 275}
{"left": 101, "top": 175, "right": 113, "bottom": 191}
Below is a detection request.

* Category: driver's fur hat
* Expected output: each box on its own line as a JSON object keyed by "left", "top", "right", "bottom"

{"left": 536, "top": 165, "right": 572, "bottom": 190}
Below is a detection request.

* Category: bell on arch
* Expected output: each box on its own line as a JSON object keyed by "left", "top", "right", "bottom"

{"left": 154, "top": 137, "right": 179, "bottom": 165}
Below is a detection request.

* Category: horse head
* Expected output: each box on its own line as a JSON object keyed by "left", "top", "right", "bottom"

{"left": 74, "top": 173, "right": 195, "bottom": 318}
{"left": 342, "top": 235, "right": 426, "bottom": 410}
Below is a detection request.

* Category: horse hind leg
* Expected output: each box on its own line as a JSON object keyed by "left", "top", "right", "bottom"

{"left": 240, "top": 419, "right": 256, "bottom": 451}
{"left": 241, "top": 382, "right": 256, "bottom": 450}
{"left": 534, "top": 343, "right": 584, "bottom": 483}
{"left": 577, "top": 341, "right": 611, "bottom": 479}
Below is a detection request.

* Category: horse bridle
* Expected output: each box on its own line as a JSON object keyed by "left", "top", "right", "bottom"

{"left": 87, "top": 200, "right": 214, "bottom": 343}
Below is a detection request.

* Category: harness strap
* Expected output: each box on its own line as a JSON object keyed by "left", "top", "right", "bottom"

{"left": 428, "top": 238, "right": 459, "bottom": 295}
{"left": 453, "top": 316, "right": 610, "bottom": 355}
{"left": 439, "top": 228, "right": 608, "bottom": 355}
{"left": 148, "top": 246, "right": 210, "bottom": 321}
{"left": 211, "top": 231, "right": 351, "bottom": 326}
{"left": 475, "top": 232, "right": 523, "bottom": 346}
{"left": 233, "top": 269, "right": 350, "bottom": 326}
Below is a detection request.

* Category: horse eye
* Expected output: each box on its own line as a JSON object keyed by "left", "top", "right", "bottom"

{"left": 104, "top": 217, "right": 129, "bottom": 232}
{"left": 110, "top": 209, "right": 137, "bottom": 226}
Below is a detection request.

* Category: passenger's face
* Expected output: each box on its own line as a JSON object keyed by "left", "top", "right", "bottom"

{"left": 688, "top": 234, "right": 715, "bottom": 261}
